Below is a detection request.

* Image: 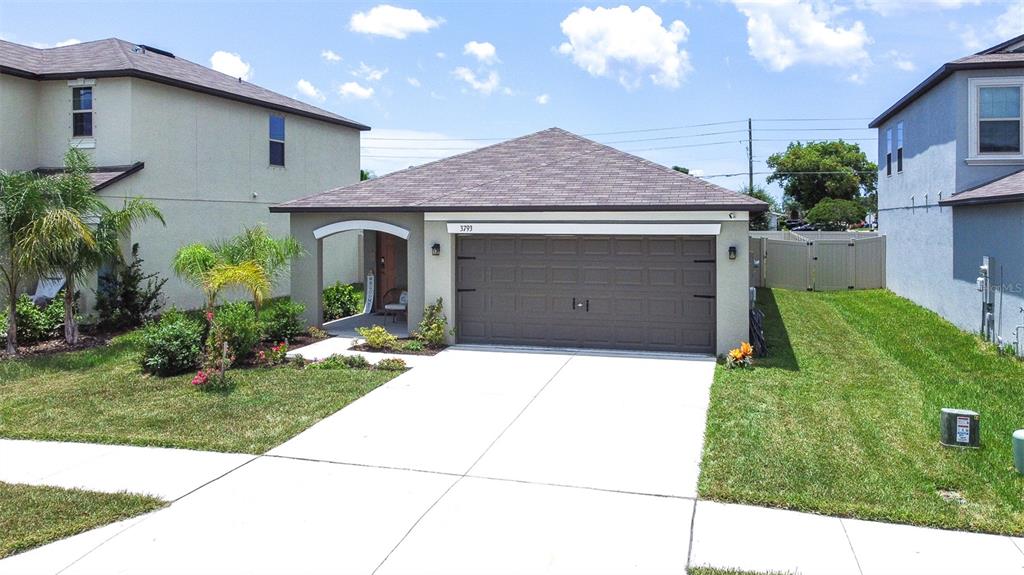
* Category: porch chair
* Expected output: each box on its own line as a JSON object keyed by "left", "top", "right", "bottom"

{"left": 382, "top": 288, "right": 408, "bottom": 323}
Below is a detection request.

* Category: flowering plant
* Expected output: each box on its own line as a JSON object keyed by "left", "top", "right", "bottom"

{"left": 258, "top": 342, "right": 289, "bottom": 367}
{"left": 191, "top": 370, "right": 209, "bottom": 386}
{"left": 725, "top": 341, "right": 754, "bottom": 369}
{"left": 201, "top": 310, "right": 233, "bottom": 387}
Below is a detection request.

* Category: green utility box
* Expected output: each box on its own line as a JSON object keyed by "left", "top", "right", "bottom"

{"left": 940, "top": 408, "right": 980, "bottom": 448}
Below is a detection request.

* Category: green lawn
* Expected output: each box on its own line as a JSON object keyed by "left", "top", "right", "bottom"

{"left": 0, "top": 336, "right": 396, "bottom": 453}
{"left": 700, "top": 288, "right": 1024, "bottom": 535}
{"left": 0, "top": 482, "right": 164, "bottom": 558}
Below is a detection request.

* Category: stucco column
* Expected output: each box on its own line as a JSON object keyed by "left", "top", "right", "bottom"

{"left": 422, "top": 220, "right": 456, "bottom": 343}
{"left": 716, "top": 218, "right": 751, "bottom": 355}
{"left": 290, "top": 214, "right": 323, "bottom": 328}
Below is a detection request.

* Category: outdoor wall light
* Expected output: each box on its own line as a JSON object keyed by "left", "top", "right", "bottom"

{"left": 728, "top": 246, "right": 737, "bottom": 260}
{"left": 431, "top": 243, "right": 441, "bottom": 256}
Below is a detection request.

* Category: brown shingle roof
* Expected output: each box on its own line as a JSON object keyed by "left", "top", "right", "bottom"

{"left": 0, "top": 39, "right": 369, "bottom": 131}
{"left": 940, "top": 169, "right": 1024, "bottom": 206}
{"left": 271, "top": 128, "right": 768, "bottom": 213}
{"left": 35, "top": 162, "right": 145, "bottom": 191}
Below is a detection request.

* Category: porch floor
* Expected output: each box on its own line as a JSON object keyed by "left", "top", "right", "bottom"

{"left": 324, "top": 313, "right": 410, "bottom": 339}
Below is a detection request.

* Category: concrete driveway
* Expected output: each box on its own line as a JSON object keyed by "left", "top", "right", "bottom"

{"left": 1, "top": 347, "right": 715, "bottom": 575}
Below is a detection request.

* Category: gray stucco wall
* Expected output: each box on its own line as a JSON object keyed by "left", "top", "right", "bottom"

{"left": 878, "top": 67, "right": 1024, "bottom": 345}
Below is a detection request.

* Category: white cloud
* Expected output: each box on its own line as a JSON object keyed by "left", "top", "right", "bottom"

{"left": 435, "top": 51, "right": 446, "bottom": 59}
{"left": 689, "top": 168, "right": 706, "bottom": 177}
{"left": 352, "top": 62, "right": 388, "bottom": 82}
{"left": 463, "top": 41, "right": 499, "bottom": 64}
{"left": 361, "top": 129, "right": 484, "bottom": 175}
{"left": 349, "top": 5, "right": 442, "bottom": 39}
{"left": 557, "top": 5, "right": 692, "bottom": 89}
{"left": 885, "top": 50, "right": 915, "bottom": 71}
{"left": 338, "top": 81, "right": 375, "bottom": 99}
{"left": 535, "top": 93, "right": 550, "bottom": 105}
{"left": 995, "top": 3, "right": 1024, "bottom": 39}
{"left": 730, "top": 1, "right": 871, "bottom": 71}
{"left": 407, "top": 77, "right": 422, "bottom": 87}
{"left": 858, "top": 0, "right": 978, "bottom": 16}
{"left": 209, "top": 51, "right": 252, "bottom": 80}
{"left": 452, "top": 67, "right": 501, "bottom": 95}
{"left": 321, "top": 49, "right": 342, "bottom": 62}
{"left": 296, "top": 79, "right": 326, "bottom": 102}
{"left": 30, "top": 38, "right": 81, "bottom": 49}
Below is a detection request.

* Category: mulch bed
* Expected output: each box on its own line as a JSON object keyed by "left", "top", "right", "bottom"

{"left": 6, "top": 334, "right": 114, "bottom": 358}
{"left": 350, "top": 340, "right": 446, "bottom": 356}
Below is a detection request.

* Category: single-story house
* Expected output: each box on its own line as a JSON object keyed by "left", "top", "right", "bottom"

{"left": 271, "top": 128, "right": 767, "bottom": 355}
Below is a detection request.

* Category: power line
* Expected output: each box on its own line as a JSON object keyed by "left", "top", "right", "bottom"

{"left": 753, "top": 117, "right": 874, "bottom": 122}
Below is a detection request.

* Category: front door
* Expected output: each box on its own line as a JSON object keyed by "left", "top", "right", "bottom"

{"left": 375, "top": 233, "right": 399, "bottom": 310}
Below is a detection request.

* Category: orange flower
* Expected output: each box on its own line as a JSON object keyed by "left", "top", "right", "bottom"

{"left": 729, "top": 348, "right": 745, "bottom": 360}
{"left": 739, "top": 342, "right": 753, "bottom": 358}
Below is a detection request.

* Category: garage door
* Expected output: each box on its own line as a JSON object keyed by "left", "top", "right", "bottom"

{"left": 456, "top": 235, "right": 716, "bottom": 353}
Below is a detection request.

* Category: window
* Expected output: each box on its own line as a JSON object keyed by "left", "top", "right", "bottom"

{"left": 269, "top": 115, "right": 285, "bottom": 166}
{"left": 885, "top": 128, "right": 893, "bottom": 176}
{"left": 896, "top": 121, "right": 904, "bottom": 173}
{"left": 968, "top": 77, "right": 1024, "bottom": 161}
{"left": 72, "top": 87, "right": 93, "bottom": 138}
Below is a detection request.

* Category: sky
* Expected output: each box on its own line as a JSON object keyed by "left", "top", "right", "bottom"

{"left": 2, "top": 0, "right": 1023, "bottom": 204}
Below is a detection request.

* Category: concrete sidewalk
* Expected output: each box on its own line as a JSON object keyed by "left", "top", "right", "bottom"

{"left": 690, "top": 500, "right": 1024, "bottom": 575}
{"left": 0, "top": 439, "right": 255, "bottom": 500}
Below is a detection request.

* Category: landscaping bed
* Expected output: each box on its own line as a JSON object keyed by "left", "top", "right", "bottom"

{"left": 0, "top": 334, "right": 398, "bottom": 453}
{"left": 350, "top": 338, "right": 445, "bottom": 356}
{"left": 0, "top": 482, "right": 164, "bottom": 558}
{"left": 699, "top": 288, "right": 1024, "bottom": 535}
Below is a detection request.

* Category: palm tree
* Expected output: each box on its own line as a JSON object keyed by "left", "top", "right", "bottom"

{"left": 173, "top": 226, "right": 300, "bottom": 312}
{"left": 0, "top": 170, "right": 47, "bottom": 355}
{"left": 20, "top": 150, "right": 164, "bottom": 345}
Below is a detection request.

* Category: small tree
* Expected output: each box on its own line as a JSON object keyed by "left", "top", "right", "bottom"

{"left": 739, "top": 184, "right": 780, "bottom": 231}
{"left": 0, "top": 170, "right": 46, "bottom": 354}
{"left": 672, "top": 166, "right": 690, "bottom": 174}
{"left": 805, "top": 198, "right": 867, "bottom": 231}
{"left": 766, "top": 140, "right": 877, "bottom": 210}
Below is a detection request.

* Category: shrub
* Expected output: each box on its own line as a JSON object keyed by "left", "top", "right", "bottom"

{"left": 805, "top": 198, "right": 867, "bottom": 231}
{"left": 0, "top": 294, "right": 65, "bottom": 344}
{"left": 307, "top": 326, "right": 328, "bottom": 339}
{"left": 257, "top": 341, "right": 289, "bottom": 366}
{"left": 356, "top": 325, "right": 398, "bottom": 350}
{"left": 140, "top": 310, "right": 203, "bottom": 376}
{"left": 95, "top": 244, "right": 166, "bottom": 331}
{"left": 342, "top": 354, "right": 371, "bottom": 369}
{"left": 306, "top": 354, "right": 349, "bottom": 370}
{"left": 375, "top": 357, "right": 407, "bottom": 371}
{"left": 215, "top": 301, "right": 262, "bottom": 360}
{"left": 415, "top": 298, "right": 451, "bottom": 348}
{"left": 401, "top": 339, "right": 424, "bottom": 352}
{"left": 259, "top": 298, "right": 305, "bottom": 342}
{"left": 323, "top": 282, "right": 361, "bottom": 321}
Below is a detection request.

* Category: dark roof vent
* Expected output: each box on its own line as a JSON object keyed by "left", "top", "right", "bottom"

{"left": 138, "top": 44, "right": 174, "bottom": 58}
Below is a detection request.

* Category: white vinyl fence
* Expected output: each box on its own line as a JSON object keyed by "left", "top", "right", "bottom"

{"left": 749, "top": 231, "right": 885, "bottom": 291}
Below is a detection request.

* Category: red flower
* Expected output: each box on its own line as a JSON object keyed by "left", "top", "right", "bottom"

{"left": 191, "top": 371, "right": 209, "bottom": 386}
{"left": 206, "top": 311, "right": 215, "bottom": 322}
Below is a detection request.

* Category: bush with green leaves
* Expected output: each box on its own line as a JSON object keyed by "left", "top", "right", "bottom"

{"left": 95, "top": 244, "right": 166, "bottom": 331}
{"left": 140, "top": 310, "right": 203, "bottom": 376}
{"left": 400, "top": 339, "right": 424, "bottom": 352}
{"left": 0, "top": 294, "right": 65, "bottom": 345}
{"left": 805, "top": 198, "right": 868, "bottom": 231}
{"left": 306, "top": 354, "right": 349, "bottom": 370}
{"left": 356, "top": 325, "right": 398, "bottom": 350}
{"left": 215, "top": 301, "right": 262, "bottom": 360}
{"left": 259, "top": 298, "right": 306, "bottom": 342}
{"left": 375, "top": 357, "right": 407, "bottom": 371}
{"left": 415, "top": 298, "right": 451, "bottom": 348}
{"left": 322, "top": 282, "right": 361, "bottom": 321}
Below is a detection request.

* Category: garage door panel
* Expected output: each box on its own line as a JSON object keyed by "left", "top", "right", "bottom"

{"left": 456, "top": 235, "right": 716, "bottom": 353}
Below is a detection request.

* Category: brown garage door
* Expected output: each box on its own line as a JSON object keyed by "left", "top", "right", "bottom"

{"left": 456, "top": 235, "right": 716, "bottom": 353}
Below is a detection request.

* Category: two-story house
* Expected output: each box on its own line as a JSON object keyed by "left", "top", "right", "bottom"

{"left": 871, "top": 34, "right": 1024, "bottom": 348}
{"left": 0, "top": 38, "right": 369, "bottom": 311}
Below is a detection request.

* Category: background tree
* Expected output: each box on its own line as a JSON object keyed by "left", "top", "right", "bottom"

{"left": 766, "top": 141, "right": 877, "bottom": 210}
{"left": 671, "top": 166, "right": 690, "bottom": 174}
{"left": 740, "top": 184, "right": 780, "bottom": 231}
{"left": 805, "top": 198, "right": 867, "bottom": 231}
{"left": 0, "top": 170, "right": 46, "bottom": 355}
{"left": 360, "top": 169, "right": 375, "bottom": 181}
{"left": 21, "top": 150, "right": 164, "bottom": 344}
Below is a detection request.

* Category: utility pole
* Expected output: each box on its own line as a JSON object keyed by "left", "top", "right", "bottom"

{"left": 747, "top": 117, "right": 754, "bottom": 192}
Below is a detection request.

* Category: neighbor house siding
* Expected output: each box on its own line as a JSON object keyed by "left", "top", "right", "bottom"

{"left": 0, "top": 74, "right": 40, "bottom": 170}
{"left": 879, "top": 67, "right": 1024, "bottom": 343}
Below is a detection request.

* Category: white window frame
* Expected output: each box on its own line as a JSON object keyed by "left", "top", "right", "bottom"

{"left": 967, "top": 76, "right": 1024, "bottom": 164}
{"left": 68, "top": 78, "right": 96, "bottom": 148}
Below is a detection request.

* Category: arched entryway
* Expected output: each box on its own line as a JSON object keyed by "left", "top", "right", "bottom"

{"left": 313, "top": 219, "right": 412, "bottom": 337}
